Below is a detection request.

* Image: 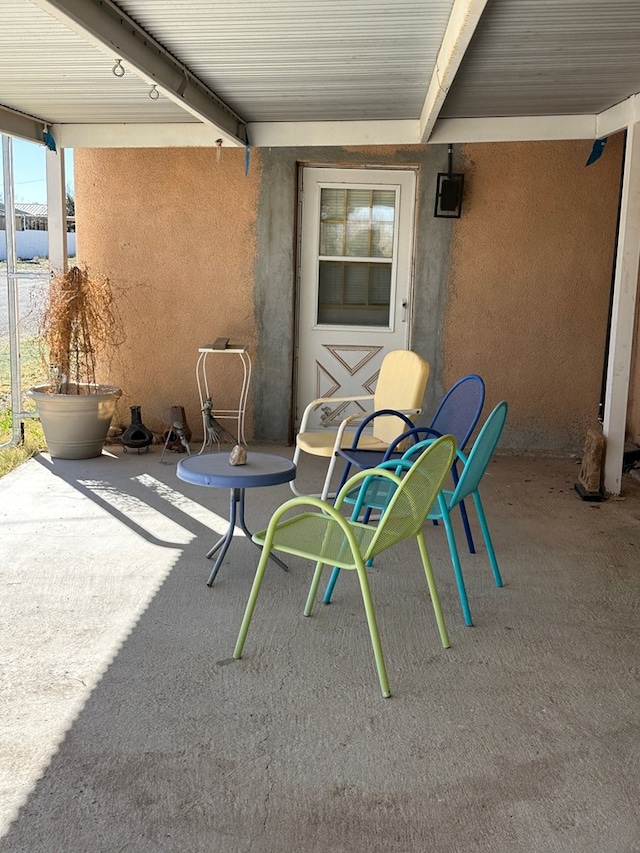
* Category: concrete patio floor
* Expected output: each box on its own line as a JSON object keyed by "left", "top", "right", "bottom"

{"left": 1, "top": 443, "right": 639, "bottom": 852}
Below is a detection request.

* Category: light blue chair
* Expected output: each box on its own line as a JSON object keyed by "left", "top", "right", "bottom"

{"left": 324, "top": 401, "right": 508, "bottom": 628}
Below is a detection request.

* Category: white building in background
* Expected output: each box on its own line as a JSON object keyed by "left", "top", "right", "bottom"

{"left": 0, "top": 202, "right": 76, "bottom": 260}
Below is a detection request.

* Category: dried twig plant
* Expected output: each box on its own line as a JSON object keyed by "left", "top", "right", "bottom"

{"left": 39, "top": 265, "right": 125, "bottom": 394}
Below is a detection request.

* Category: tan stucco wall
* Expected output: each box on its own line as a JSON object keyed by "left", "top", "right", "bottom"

{"left": 444, "top": 137, "right": 625, "bottom": 452}
{"left": 74, "top": 147, "right": 261, "bottom": 441}
{"left": 74, "top": 138, "right": 632, "bottom": 454}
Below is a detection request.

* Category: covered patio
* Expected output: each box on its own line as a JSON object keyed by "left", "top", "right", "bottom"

{"left": 2, "top": 0, "right": 640, "bottom": 493}
{"left": 1, "top": 445, "right": 639, "bottom": 850}
{"left": 2, "top": 2, "right": 640, "bottom": 849}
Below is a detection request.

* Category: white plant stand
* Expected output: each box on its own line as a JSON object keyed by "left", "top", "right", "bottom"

{"left": 196, "top": 345, "right": 251, "bottom": 452}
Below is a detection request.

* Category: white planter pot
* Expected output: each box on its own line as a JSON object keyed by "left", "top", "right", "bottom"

{"left": 28, "top": 383, "right": 122, "bottom": 460}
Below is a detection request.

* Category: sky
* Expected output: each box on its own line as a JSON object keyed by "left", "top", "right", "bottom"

{"left": 0, "top": 137, "right": 74, "bottom": 205}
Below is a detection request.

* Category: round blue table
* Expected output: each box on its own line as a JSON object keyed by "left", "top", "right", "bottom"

{"left": 177, "top": 451, "right": 296, "bottom": 585}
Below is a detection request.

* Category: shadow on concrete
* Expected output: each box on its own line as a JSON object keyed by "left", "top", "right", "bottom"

{"left": 1, "top": 447, "right": 640, "bottom": 852}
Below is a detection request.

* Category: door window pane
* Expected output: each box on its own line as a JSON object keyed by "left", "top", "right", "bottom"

{"left": 318, "top": 261, "right": 391, "bottom": 327}
{"left": 320, "top": 188, "right": 396, "bottom": 259}
{"left": 317, "top": 186, "right": 396, "bottom": 327}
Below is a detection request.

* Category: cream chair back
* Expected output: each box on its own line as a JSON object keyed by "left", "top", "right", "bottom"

{"left": 371, "top": 350, "right": 430, "bottom": 444}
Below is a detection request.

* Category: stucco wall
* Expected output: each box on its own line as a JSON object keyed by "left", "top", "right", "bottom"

{"left": 444, "top": 136, "right": 625, "bottom": 453}
{"left": 74, "top": 147, "right": 260, "bottom": 441}
{"left": 76, "top": 144, "right": 454, "bottom": 445}
{"left": 74, "top": 138, "right": 630, "bottom": 454}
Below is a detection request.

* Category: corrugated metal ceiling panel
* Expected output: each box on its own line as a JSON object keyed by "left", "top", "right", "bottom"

{"left": 0, "top": 0, "right": 198, "bottom": 124}
{"left": 2, "top": 0, "right": 640, "bottom": 144}
{"left": 116, "top": 0, "right": 455, "bottom": 121}
{"left": 442, "top": 0, "right": 640, "bottom": 118}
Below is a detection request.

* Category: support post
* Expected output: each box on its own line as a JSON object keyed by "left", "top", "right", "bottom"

{"left": 603, "top": 122, "right": 640, "bottom": 495}
{"left": 2, "top": 136, "right": 23, "bottom": 446}
{"left": 46, "top": 146, "right": 67, "bottom": 274}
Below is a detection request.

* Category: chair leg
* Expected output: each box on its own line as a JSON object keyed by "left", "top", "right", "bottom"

{"left": 304, "top": 561, "right": 326, "bottom": 616}
{"left": 458, "top": 498, "right": 476, "bottom": 555}
{"left": 472, "top": 491, "right": 503, "bottom": 587}
{"left": 355, "top": 563, "right": 390, "bottom": 698}
{"left": 451, "top": 462, "right": 475, "bottom": 554}
{"left": 323, "top": 565, "right": 340, "bottom": 604}
{"left": 440, "top": 504, "right": 473, "bottom": 627}
{"left": 322, "top": 490, "right": 362, "bottom": 604}
{"left": 289, "top": 443, "right": 302, "bottom": 495}
{"left": 333, "top": 461, "right": 353, "bottom": 502}
{"left": 289, "top": 449, "right": 344, "bottom": 501}
{"left": 416, "top": 531, "right": 450, "bottom": 649}
{"left": 320, "top": 453, "right": 339, "bottom": 501}
{"left": 233, "top": 545, "right": 272, "bottom": 658}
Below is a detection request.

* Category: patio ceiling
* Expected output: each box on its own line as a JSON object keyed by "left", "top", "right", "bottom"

{"left": 2, "top": 0, "right": 640, "bottom": 150}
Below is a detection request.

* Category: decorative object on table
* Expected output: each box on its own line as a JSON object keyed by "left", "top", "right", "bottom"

{"left": 27, "top": 265, "right": 124, "bottom": 459}
{"left": 121, "top": 405, "right": 154, "bottom": 453}
{"left": 228, "top": 444, "right": 247, "bottom": 466}
{"left": 202, "top": 396, "right": 238, "bottom": 452}
{"left": 208, "top": 337, "right": 230, "bottom": 350}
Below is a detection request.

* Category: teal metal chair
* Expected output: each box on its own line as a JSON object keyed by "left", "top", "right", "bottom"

{"left": 234, "top": 435, "right": 457, "bottom": 698}
{"left": 323, "top": 401, "right": 508, "bottom": 628}
{"left": 429, "top": 400, "right": 508, "bottom": 625}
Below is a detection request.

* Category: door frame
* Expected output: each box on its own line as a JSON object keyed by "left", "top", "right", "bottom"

{"left": 293, "top": 163, "right": 419, "bottom": 430}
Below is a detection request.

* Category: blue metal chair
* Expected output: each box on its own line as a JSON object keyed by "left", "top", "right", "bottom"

{"left": 332, "top": 374, "right": 486, "bottom": 552}
{"left": 324, "top": 401, "right": 508, "bottom": 628}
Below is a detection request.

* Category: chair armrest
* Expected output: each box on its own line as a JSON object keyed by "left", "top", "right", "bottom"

{"left": 344, "top": 408, "right": 418, "bottom": 450}
{"left": 383, "top": 425, "right": 443, "bottom": 459}
{"left": 331, "top": 406, "right": 420, "bottom": 457}
{"left": 330, "top": 412, "right": 364, "bottom": 452}
{"left": 257, "top": 494, "right": 371, "bottom": 563}
{"left": 397, "top": 435, "right": 462, "bottom": 465}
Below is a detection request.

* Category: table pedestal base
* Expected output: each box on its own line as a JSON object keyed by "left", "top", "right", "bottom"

{"left": 206, "top": 487, "right": 288, "bottom": 586}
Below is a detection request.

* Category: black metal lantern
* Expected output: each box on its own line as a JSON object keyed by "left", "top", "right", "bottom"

{"left": 434, "top": 144, "right": 464, "bottom": 219}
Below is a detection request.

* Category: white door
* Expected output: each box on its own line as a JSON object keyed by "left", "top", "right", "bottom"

{"left": 296, "top": 167, "right": 416, "bottom": 430}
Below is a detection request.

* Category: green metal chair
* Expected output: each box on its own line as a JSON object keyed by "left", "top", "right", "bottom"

{"left": 233, "top": 434, "right": 457, "bottom": 698}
